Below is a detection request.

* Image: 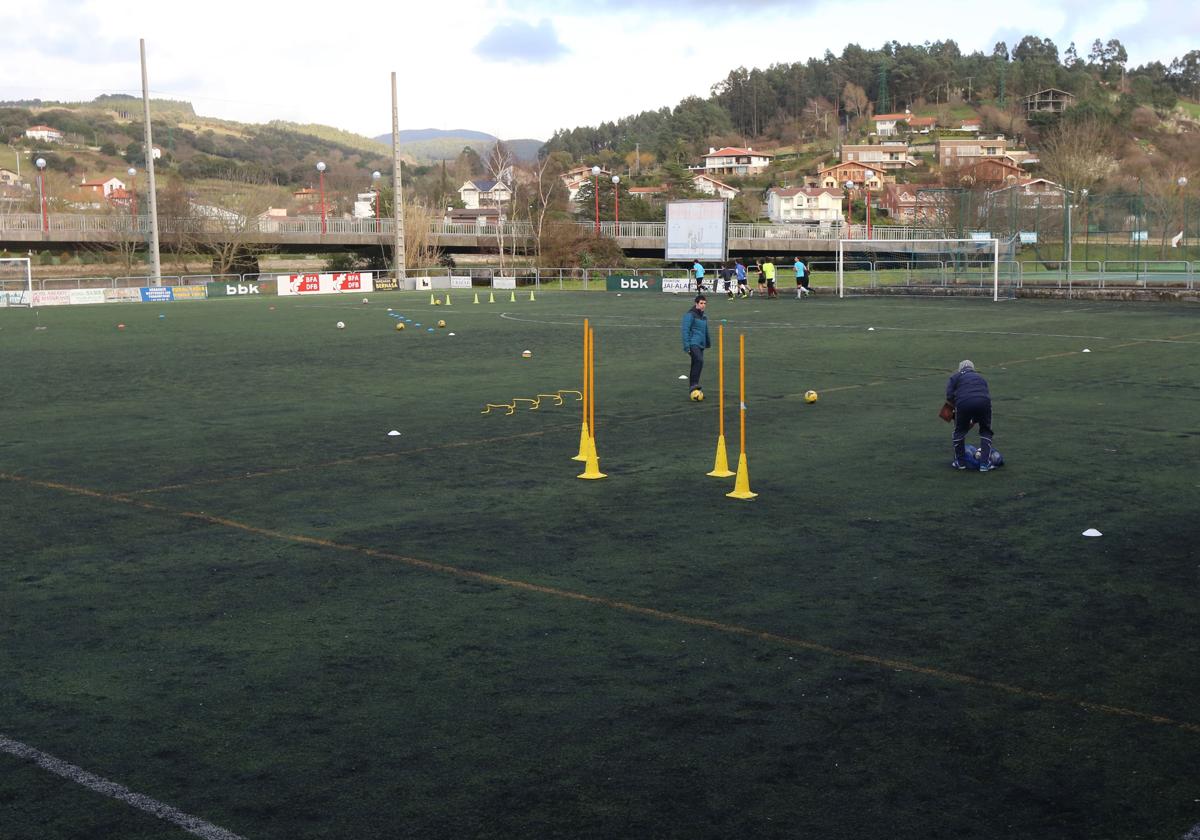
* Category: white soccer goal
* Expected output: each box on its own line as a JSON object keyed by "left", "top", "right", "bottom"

{"left": 0, "top": 257, "right": 33, "bottom": 308}
{"left": 835, "top": 238, "right": 1009, "bottom": 302}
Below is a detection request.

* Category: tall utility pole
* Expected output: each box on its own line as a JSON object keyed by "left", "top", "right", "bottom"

{"left": 140, "top": 39, "right": 162, "bottom": 285}
{"left": 390, "top": 72, "right": 406, "bottom": 278}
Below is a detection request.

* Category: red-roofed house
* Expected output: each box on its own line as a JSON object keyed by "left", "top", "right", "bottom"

{"left": 79, "top": 176, "right": 126, "bottom": 197}
{"left": 766, "top": 186, "right": 843, "bottom": 223}
{"left": 692, "top": 173, "right": 739, "bottom": 199}
{"left": 701, "top": 147, "right": 774, "bottom": 176}
{"left": 818, "top": 162, "right": 885, "bottom": 190}
{"left": 955, "top": 158, "right": 1026, "bottom": 187}
{"left": 878, "top": 183, "right": 941, "bottom": 223}
{"left": 561, "top": 166, "right": 612, "bottom": 204}
{"left": 871, "top": 113, "right": 911, "bottom": 137}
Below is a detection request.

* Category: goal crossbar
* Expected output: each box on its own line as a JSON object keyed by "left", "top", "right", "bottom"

{"left": 836, "top": 238, "right": 1002, "bottom": 302}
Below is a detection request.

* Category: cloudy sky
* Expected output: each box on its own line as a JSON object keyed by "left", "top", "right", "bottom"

{"left": 1, "top": 0, "right": 1195, "bottom": 141}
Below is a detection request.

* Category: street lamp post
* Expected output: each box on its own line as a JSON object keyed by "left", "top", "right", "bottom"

{"left": 612, "top": 175, "right": 620, "bottom": 229}
{"left": 843, "top": 180, "right": 855, "bottom": 237}
{"left": 316, "top": 161, "right": 327, "bottom": 235}
{"left": 591, "top": 165, "right": 601, "bottom": 235}
{"left": 864, "top": 171, "right": 874, "bottom": 238}
{"left": 127, "top": 167, "right": 138, "bottom": 225}
{"left": 372, "top": 170, "right": 382, "bottom": 234}
{"left": 36, "top": 157, "right": 48, "bottom": 233}
{"left": 1178, "top": 176, "right": 1189, "bottom": 248}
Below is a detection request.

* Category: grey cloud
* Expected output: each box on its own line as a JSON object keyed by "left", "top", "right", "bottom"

{"left": 474, "top": 19, "right": 569, "bottom": 64}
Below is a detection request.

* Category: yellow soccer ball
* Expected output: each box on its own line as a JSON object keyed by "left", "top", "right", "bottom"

{"left": 690, "top": 388, "right": 705, "bottom": 402}
{"left": 437, "top": 319, "right": 447, "bottom": 328}
{"left": 804, "top": 390, "right": 819, "bottom": 404}
{"left": 395, "top": 322, "right": 405, "bottom": 331}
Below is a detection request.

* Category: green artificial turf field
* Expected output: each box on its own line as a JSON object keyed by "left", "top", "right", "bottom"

{"left": 1, "top": 290, "right": 1198, "bottom": 839}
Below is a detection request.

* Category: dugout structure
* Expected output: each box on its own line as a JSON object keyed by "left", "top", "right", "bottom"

{"left": 835, "top": 238, "right": 1009, "bottom": 302}
{"left": 0, "top": 257, "right": 33, "bottom": 307}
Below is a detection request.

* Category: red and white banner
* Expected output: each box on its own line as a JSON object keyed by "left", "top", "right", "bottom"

{"left": 278, "top": 272, "right": 374, "bottom": 296}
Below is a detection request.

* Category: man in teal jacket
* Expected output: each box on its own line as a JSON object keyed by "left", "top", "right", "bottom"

{"left": 681, "top": 294, "right": 711, "bottom": 395}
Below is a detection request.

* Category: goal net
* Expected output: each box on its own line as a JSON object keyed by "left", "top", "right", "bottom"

{"left": 0, "top": 257, "right": 33, "bottom": 308}
{"left": 835, "top": 238, "right": 1014, "bottom": 302}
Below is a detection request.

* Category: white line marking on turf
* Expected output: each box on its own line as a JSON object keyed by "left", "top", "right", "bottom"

{"left": 0, "top": 735, "right": 245, "bottom": 840}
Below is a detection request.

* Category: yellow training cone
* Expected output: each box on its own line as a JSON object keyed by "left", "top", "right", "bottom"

{"left": 707, "top": 434, "right": 734, "bottom": 477}
{"left": 473, "top": 293, "right": 480, "bottom": 304}
{"left": 489, "top": 292, "right": 496, "bottom": 303}
{"left": 510, "top": 290, "right": 517, "bottom": 302}
{"left": 429, "top": 293, "right": 435, "bottom": 305}
{"left": 445, "top": 294, "right": 452, "bottom": 306}
{"left": 726, "top": 452, "right": 757, "bottom": 500}
{"left": 572, "top": 421, "right": 591, "bottom": 461}
{"left": 577, "top": 437, "right": 606, "bottom": 479}
{"left": 530, "top": 290, "right": 536, "bottom": 301}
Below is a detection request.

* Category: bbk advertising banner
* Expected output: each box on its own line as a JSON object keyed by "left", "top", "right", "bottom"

{"left": 605, "top": 275, "right": 661, "bottom": 292}
{"left": 208, "top": 281, "right": 263, "bottom": 298}
{"left": 278, "top": 272, "right": 375, "bottom": 296}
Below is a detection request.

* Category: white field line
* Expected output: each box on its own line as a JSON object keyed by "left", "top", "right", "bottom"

{"left": 499, "top": 312, "right": 1200, "bottom": 344}
{"left": 0, "top": 735, "right": 245, "bottom": 840}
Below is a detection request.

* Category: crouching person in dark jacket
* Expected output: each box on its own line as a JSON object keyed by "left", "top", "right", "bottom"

{"left": 946, "top": 359, "right": 995, "bottom": 472}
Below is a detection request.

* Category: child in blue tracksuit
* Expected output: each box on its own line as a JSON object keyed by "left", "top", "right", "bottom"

{"left": 946, "top": 359, "right": 995, "bottom": 471}
{"left": 681, "top": 295, "right": 711, "bottom": 394}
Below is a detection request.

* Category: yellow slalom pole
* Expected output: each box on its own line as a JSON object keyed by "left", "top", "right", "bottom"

{"left": 573, "top": 319, "right": 591, "bottom": 461}
{"left": 727, "top": 332, "right": 757, "bottom": 499}
{"left": 708, "top": 324, "right": 734, "bottom": 477}
{"left": 579, "top": 326, "right": 606, "bottom": 479}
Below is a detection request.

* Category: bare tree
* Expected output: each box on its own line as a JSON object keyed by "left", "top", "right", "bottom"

{"left": 527, "top": 155, "right": 566, "bottom": 262}
{"left": 1038, "top": 118, "right": 1120, "bottom": 195}
{"left": 482, "top": 141, "right": 514, "bottom": 272}
{"left": 183, "top": 182, "right": 286, "bottom": 275}
{"left": 842, "top": 82, "right": 868, "bottom": 120}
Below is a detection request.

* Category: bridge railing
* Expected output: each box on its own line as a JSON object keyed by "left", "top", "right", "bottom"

{"left": 3, "top": 212, "right": 953, "bottom": 244}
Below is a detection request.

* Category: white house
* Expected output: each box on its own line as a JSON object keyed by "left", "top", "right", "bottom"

{"left": 840, "top": 142, "right": 916, "bottom": 170}
{"left": 79, "top": 177, "right": 126, "bottom": 198}
{"left": 702, "top": 147, "right": 774, "bottom": 176}
{"left": 25, "top": 125, "right": 64, "bottom": 143}
{"left": 459, "top": 178, "right": 512, "bottom": 210}
{"left": 0, "top": 168, "right": 22, "bottom": 187}
{"left": 691, "top": 173, "right": 739, "bottom": 199}
{"left": 766, "top": 187, "right": 843, "bottom": 224}
{"left": 871, "top": 113, "right": 910, "bottom": 137}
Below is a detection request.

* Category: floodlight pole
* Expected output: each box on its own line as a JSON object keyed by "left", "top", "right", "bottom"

{"left": 127, "top": 167, "right": 138, "bottom": 223}
{"left": 390, "top": 71, "right": 406, "bottom": 279}
{"left": 139, "top": 39, "right": 162, "bottom": 285}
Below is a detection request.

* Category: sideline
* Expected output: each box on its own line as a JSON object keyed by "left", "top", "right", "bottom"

{"left": 0, "top": 735, "right": 245, "bottom": 840}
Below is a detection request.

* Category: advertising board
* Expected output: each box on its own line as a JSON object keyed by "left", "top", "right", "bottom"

{"left": 278, "top": 272, "right": 375, "bottom": 296}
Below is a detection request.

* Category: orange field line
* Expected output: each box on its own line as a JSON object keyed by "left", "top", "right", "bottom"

{"left": 2, "top": 470, "right": 1197, "bottom": 737}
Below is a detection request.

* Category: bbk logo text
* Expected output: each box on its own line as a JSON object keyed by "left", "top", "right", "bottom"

{"left": 225, "top": 283, "right": 260, "bottom": 296}
{"left": 621, "top": 278, "right": 649, "bottom": 289}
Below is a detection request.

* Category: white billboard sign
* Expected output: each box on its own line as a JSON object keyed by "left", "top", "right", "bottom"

{"left": 666, "top": 200, "right": 728, "bottom": 262}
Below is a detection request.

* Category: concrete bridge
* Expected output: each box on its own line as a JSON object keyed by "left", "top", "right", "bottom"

{"left": 0, "top": 213, "right": 953, "bottom": 258}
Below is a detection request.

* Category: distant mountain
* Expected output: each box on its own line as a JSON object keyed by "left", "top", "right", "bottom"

{"left": 372, "top": 129, "right": 544, "bottom": 163}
